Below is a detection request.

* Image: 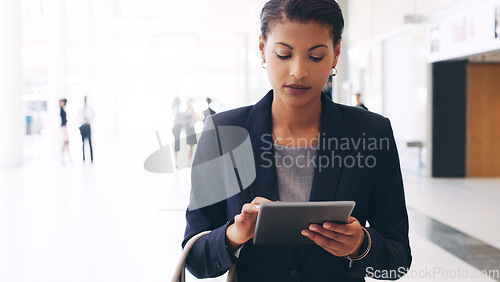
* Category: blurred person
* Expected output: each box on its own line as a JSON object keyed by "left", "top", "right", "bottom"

{"left": 77, "top": 96, "right": 95, "bottom": 164}
{"left": 202, "top": 97, "right": 216, "bottom": 123}
{"left": 184, "top": 99, "right": 200, "bottom": 165}
{"left": 59, "top": 99, "right": 72, "bottom": 165}
{"left": 172, "top": 97, "right": 183, "bottom": 168}
{"left": 183, "top": 0, "right": 411, "bottom": 281}
{"left": 355, "top": 93, "right": 368, "bottom": 110}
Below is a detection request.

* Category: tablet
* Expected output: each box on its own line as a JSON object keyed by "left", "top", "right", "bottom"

{"left": 253, "top": 201, "right": 356, "bottom": 245}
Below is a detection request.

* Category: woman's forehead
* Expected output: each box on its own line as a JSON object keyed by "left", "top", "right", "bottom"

{"left": 267, "top": 20, "right": 334, "bottom": 47}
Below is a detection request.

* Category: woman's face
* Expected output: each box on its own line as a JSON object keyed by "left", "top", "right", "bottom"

{"left": 259, "top": 20, "right": 340, "bottom": 109}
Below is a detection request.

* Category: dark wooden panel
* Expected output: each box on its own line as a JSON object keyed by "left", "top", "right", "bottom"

{"left": 466, "top": 63, "right": 500, "bottom": 177}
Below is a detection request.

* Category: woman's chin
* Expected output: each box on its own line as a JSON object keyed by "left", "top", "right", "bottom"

{"left": 282, "top": 96, "right": 320, "bottom": 110}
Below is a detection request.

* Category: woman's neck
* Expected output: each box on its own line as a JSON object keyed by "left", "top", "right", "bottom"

{"left": 271, "top": 94, "right": 321, "bottom": 147}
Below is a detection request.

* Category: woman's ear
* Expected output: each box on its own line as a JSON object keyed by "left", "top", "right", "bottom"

{"left": 332, "top": 39, "right": 342, "bottom": 68}
{"left": 258, "top": 34, "right": 266, "bottom": 61}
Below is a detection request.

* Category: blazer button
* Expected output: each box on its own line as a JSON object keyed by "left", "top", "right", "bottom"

{"left": 216, "top": 260, "right": 221, "bottom": 269}
{"left": 290, "top": 270, "right": 300, "bottom": 281}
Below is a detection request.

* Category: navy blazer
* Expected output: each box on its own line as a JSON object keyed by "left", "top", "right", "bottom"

{"left": 183, "top": 91, "right": 411, "bottom": 281}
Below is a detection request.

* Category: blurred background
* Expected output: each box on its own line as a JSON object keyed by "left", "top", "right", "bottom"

{"left": 1, "top": 0, "right": 500, "bottom": 281}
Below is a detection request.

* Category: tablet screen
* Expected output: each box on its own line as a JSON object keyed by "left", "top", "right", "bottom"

{"left": 253, "top": 201, "right": 356, "bottom": 245}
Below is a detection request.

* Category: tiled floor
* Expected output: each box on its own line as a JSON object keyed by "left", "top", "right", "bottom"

{"left": 1, "top": 134, "right": 499, "bottom": 281}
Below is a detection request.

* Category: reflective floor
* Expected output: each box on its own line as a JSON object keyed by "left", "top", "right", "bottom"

{"left": 1, "top": 134, "right": 499, "bottom": 281}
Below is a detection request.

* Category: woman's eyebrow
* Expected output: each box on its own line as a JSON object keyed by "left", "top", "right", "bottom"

{"left": 274, "top": 42, "right": 328, "bottom": 51}
{"left": 274, "top": 42, "right": 293, "bottom": 49}
{"left": 308, "top": 44, "right": 328, "bottom": 51}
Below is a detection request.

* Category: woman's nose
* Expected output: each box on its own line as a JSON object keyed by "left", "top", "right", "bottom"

{"left": 289, "top": 58, "right": 308, "bottom": 80}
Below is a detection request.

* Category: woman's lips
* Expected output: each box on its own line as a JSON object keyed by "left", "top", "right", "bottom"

{"left": 285, "top": 84, "right": 311, "bottom": 95}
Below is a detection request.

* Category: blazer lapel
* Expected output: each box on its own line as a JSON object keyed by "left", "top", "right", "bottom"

{"left": 295, "top": 93, "right": 347, "bottom": 262}
{"left": 244, "top": 90, "right": 280, "bottom": 202}
{"left": 309, "top": 93, "right": 347, "bottom": 202}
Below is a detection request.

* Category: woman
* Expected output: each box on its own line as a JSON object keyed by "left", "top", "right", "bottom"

{"left": 183, "top": 0, "right": 411, "bottom": 281}
{"left": 59, "top": 99, "right": 71, "bottom": 165}
{"left": 183, "top": 99, "right": 199, "bottom": 166}
{"left": 171, "top": 97, "right": 182, "bottom": 168}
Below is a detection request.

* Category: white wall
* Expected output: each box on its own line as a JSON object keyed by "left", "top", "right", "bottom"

{"left": 345, "top": 0, "right": 483, "bottom": 145}
{"left": 382, "top": 28, "right": 428, "bottom": 142}
{"left": 0, "top": 0, "right": 23, "bottom": 168}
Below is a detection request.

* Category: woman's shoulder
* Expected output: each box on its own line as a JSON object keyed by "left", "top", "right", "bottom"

{"left": 335, "top": 103, "right": 391, "bottom": 133}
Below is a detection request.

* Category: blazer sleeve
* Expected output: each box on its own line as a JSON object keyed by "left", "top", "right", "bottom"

{"left": 183, "top": 206, "right": 238, "bottom": 278}
{"left": 182, "top": 116, "right": 239, "bottom": 278}
{"left": 348, "top": 118, "right": 412, "bottom": 280}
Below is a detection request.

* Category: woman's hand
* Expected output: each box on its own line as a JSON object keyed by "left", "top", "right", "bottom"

{"left": 226, "top": 197, "right": 272, "bottom": 252}
{"left": 301, "top": 216, "right": 365, "bottom": 257}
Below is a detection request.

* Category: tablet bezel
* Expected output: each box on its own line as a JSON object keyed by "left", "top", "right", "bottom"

{"left": 253, "top": 201, "right": 356, "bottom": 245}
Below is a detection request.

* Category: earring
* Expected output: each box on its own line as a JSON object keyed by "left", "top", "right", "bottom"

{"left": 261, "top": 60, "right": 267, "bottom": 69}
{"left": 331, "top": 67, "right": 337, "bottom": 77}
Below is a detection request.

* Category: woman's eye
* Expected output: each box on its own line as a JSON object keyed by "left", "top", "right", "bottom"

{"left": 310, "top": 56, "right": 324, "bottom": 62}
{"left": 277, "top": 54, "right": 291, "bottom": 60}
